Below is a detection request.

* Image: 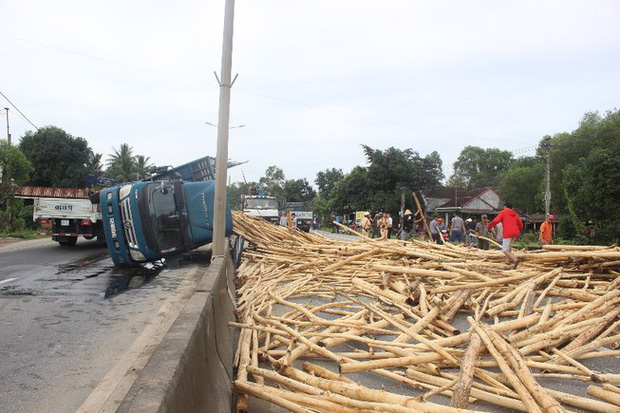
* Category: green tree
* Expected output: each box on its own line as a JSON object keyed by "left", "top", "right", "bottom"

{"left": 105, "top": 143, "right": 137, "bottom": 182}
{"left": 449, "top": 146, "right": 514, "bottom": 188}
{"left": 315, "top": 168, "right": 344, "bottom": 198}
{"left": 562, "top": 148, "right": 620, "bottom": 244}
{"left": 282, "top": 178, "right": 316, "bottom": 202}
{"left": 329, "top": 166, "right": 371, "bottom": 214}
{"left": 86, "top": 152, "right": 104, "bottom": 176}
{"left": 227, "top": 181, "right": 257, "bottom": 211}
{"left": 259, "top": 165, "right": 285, "bottom": 200}
{"left": 547, "top": 110, "right": 620, "bottom": 213}
{"left": 19, "top": 126, "right": 93, "bottom": 187}
{"left": 497, "top": 159, "right": 545, "bottom": 214}
{"left": 134, "top": 155, "right": 154, "bottom": 180}
{"left": 361, "top": 145, "right": 443, "bottom": 214}
{"left": 0, "top": 140, "right": 34, "bottom": 231}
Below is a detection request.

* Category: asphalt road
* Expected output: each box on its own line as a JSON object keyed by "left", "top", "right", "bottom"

{"left": 0, "top": 237, "right": 207, "bottom": 413}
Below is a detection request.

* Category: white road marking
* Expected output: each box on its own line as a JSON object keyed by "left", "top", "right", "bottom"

{"left": 0, "top": 278, "right": 18, "bottom": 285}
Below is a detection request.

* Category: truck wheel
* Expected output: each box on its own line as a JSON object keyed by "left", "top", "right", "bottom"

{"left": 58, "top": 237, "right": 78, "bottom": 246}
{"left": 232, "top": 236, "right": 245, "bottom": 268}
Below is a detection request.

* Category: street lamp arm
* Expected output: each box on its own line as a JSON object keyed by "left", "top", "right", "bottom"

{"left": 205, "top": 122, "right": 245, "bottom": 129}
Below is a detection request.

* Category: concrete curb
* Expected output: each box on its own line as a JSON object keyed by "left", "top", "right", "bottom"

{"left": 117, "top": 255, "right": 236, "bottom": 413}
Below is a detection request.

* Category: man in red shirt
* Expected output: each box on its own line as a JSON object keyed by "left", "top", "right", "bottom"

{"left": 488, "top": 202, "right": 524, "bottom": 267}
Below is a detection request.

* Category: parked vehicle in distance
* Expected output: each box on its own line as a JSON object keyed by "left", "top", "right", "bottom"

{"left": 281, "top": 201, "right": 314, "bottom": 232}
{"left": 100, "top": 180, "right": 232, "bottom": 266}
{"left": 32, "top": 196, "right": 104, "bottom": 246}
{"left": 241, "top": 194, "right": 279, "bottom": 225}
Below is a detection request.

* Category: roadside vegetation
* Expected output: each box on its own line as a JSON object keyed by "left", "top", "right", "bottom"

{"left": 1, "top": 109, "right": 618, "bottom": 244}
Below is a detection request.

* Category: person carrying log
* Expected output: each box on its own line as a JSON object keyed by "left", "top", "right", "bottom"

{"left": 429, "top": 216, "right": 443, "bottom": 244}
{"left": 539, "top": 214, "right": 554, "bottom": 245}
{"left": 488, "top": 202, "right": 523, "bottom": 268}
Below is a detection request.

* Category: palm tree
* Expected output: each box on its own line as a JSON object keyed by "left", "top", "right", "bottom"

{"left": 86, "top": 152, "right": 104, "bottom": 175}
{"left": 106, "top": 143, "right": 136, "bottom": 182}
{"left": 134, "top": 155, "right": 154, "bottom": 180}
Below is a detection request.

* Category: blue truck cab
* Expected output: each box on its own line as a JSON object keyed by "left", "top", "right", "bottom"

{"left": 100, "top": 180, "right": 232, "bottom": 266}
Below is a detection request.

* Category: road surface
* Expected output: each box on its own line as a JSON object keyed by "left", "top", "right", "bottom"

{"left": 0, "top": 237, "right": 208, "bottom": 413}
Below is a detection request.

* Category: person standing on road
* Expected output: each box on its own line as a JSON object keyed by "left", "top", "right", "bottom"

{"left": 429, "top": 216, "right": 442, "bottom": 244}
{"left": 377, "top": 213, "right": 389, "bottom": 239}
{"left": 539, "top": 214, "right": 554, "bottom": 245}
{"left": 290, "top": 213, "right": 298, "bottom": 229}
{"left": 386, "top": 213, "right": 393, "bottom": 239}
{"left": 400, "top": 209, "right": 414, "bottom": 240}
{"left": 279, "top": 212, "right": 288, "bottom": 227}
{"left": 465, "top": 217, "right": 477, "bottom": 246}
{"left": 361, "top": 212, "right": 372, "bottom": 236}
{"left": 488, "top": 202, "right": 523, "bottom": 267}
{"left": 449, "top": 212, "right": 466, "bottom": 244}
{"left": 475, "top": 214, "right": 491, "bottom": 250}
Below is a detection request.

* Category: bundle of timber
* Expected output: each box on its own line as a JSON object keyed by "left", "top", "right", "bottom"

{"left": 231, "top": 211, "right": 620, "bottom": 412}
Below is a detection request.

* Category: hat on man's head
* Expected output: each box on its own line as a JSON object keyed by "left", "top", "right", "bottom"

{"left": 364, "top": 212, "right": 370, "bottom": 216}
{"left": 404, "top": 209, "right": 412, "bottom": 215}
{"left": 465, "top": 218, "right": 472, "bottom": 223}
{"left": 547, "top": 214, "right": 554, "bottom": 220}
{"left": 481, "top": 214, "right": 488, "bottom": 219}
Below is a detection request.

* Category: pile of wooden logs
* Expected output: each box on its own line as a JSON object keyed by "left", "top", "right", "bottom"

{"left": 231, "top": 211, "right": 620, "bottom": 412}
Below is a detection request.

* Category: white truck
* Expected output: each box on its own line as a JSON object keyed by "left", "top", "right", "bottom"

{"left": 241, "top": 194, "right": 279, "bottom": 225}
{"left": 33, "top": 197, "right": 104, "bottom": 246}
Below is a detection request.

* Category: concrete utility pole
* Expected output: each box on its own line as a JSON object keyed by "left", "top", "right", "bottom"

{"left": 542, "top": 139, "right": 553, "bottom": 216}
{"left": 4, "top": 108, "right": 10, "bottom": 146}
{"left": 212, "top": 0, "right": 236, "bottom": 259}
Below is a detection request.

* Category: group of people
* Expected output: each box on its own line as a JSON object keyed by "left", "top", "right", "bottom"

{"left": 360, "top": 211, "right": 394, "bottom": 239}
{"left": 427, "top": 204, "right": 556, "bottom": 268}
{"left": 279, "top": 211, "right": 297, "bottom": 229}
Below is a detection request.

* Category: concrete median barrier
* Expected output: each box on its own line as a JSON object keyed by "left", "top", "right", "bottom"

{"left": 117, "top": 255, "right": 236, "bottom": 413}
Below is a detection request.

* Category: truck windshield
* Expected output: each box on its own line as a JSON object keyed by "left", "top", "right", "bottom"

{"left": 143, "top": 182, "right": 185, "bottom": 253}
{"left": 245, "top": 198, "right": 278, "bottom": 209}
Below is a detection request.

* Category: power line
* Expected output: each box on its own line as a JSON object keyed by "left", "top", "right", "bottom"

{"left": 3, "top": 33, "right": 544, "bottom": 149}
{"left": 0, "top": 91, "right": 38, "bottom": 131}
{"left": 2, "top": 34, "right": 218, "bottom": 87}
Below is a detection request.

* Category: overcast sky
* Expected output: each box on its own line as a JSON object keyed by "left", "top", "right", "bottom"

{"left": 2, "top": 1, "right": 619, "bottom": 186}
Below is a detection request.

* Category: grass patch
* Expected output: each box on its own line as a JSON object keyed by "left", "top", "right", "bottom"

{"left": 0, "top": 230, "right": 42, "bottom": 240}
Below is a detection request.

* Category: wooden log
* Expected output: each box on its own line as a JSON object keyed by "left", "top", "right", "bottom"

{"left": 233, "top": 380, "right": 313, "bottom": 413}
{"left": 469, "top": 318, "right": 543, "bottom": 413}
{"left": 339, "top": 352, "right": 444, "bottom": 374}
{"left": 482, "top": 325, "right": 565, "bottom": 412}
{"left": 406, "top": 367, "right": 528, "bottom": 412}
{"left": 450, "top": 331, "right": 483, "bottom": 408}
{"left": 587, "top": 385, "right": 620, "bottom": 407}
{"left": 302, "top": 362, "right": 356, "bottom": 384}
{"left": 282, "top": 366, "right": 471, "bottom": 412}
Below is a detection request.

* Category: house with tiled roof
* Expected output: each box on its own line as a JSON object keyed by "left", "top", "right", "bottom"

{"left": 422, "top": 187, "right": 504, "bottom": 216}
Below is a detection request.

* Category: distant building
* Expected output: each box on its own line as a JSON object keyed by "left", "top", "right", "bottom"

{"left": 422, "top": 187, "right": 504, "bottom": 217}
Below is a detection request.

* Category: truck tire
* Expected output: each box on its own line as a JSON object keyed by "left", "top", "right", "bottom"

{"left": 232, "top": 236, "right": 245, "bottom": 268}
{"left": 58, "top": 236, "right": 78, "bottom": 246}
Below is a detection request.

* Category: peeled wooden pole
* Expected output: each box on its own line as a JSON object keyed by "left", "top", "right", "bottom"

{"left": 469, "top": 318, "right": 543, "bottom": 413}
{"left": 231, "top": 211, "right": 620, "bottom": 412}
{"left": 233, "top": 380, "right": 312, "bottom": 413}
{"left": 587, "top": 386, "right": 620, "bottom": 407}
{"left": 450, "top": 331, "right": 483, "bottom": 408}
{"left": 282, "top": 366, "right": 471, "bottom": 413}
{"left": 412, "top": 190, "right": 437, "bottom": 242}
